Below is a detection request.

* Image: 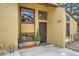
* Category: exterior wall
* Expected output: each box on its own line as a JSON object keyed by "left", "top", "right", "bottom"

{"left": 66, "top": 13, "right": 77, "bottom": 41}
{"left": 19, "top": 3, "right": 65, "bottom": 48}
{"left": 0, "top": 3, "right": 66, "bottom": 51}
{"left": 0, "top": 4, "right": 19, "bottom": 50}
{"left": 47, "top": 7, "right": 66, "bottom": 48}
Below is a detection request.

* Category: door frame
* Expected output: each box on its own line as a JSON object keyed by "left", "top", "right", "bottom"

{"left": 39, "top": 22, "right": 47, "bottom": 43}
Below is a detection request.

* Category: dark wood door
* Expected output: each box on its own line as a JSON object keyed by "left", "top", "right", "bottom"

{"left": 39, "top": 22, "right": 47, "bottom": 43}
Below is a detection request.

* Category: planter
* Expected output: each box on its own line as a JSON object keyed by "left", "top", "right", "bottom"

{"left": 35, "top": 41, "right": 40, "bottom": 45}
{"left": 18, "top": 43, "right": 24, "bottom": 49}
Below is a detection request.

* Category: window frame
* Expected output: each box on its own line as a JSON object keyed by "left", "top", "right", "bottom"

{"left": 38, "top": 10, "right": 47, "bottom": 20}
{"left": 20, "top": 7, "right": 35, "bottom": 24}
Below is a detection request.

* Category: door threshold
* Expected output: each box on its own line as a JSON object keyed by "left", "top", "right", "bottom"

{"left": 39, "top": 43, "right": 50, "bottom": 46}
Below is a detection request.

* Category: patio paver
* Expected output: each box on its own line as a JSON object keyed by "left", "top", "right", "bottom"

{"left": 5, "top": 44, "right": 79, "bottom": 56}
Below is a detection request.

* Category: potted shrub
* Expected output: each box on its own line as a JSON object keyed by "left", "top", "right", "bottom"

{"left": 35, "top": 30, "right": 41, "bottom": 45}
{"left": 18, "top": 34, "right": 25, "bottom": 48}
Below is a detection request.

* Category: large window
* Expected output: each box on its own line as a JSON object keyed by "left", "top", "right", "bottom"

{"left": 21, "top": 7, "right": 35, "bottom": 24}
{"left": 38, "top": 11, "right": 47, "bottom": 20}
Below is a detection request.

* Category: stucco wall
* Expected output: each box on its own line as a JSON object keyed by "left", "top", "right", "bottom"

{"left": 0, "top": 4, "right": 19, "bottom": 51}
{"left": 47, "top": 7, "right": 66, "bottom": 48}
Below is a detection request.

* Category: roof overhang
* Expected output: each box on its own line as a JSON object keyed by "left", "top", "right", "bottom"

{"left": 40, "top": 3, "right": 62, "bottom": 7}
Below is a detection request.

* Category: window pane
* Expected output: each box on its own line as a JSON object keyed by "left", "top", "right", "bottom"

{"left": 38, "top": 11, "right": 47, "bottom": 20}
{"left": 21, "top": 8, "right": 34, "bottom": 24}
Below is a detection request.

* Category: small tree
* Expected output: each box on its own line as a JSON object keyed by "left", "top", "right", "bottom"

{"left": 35, "top": 30, "right": 41, "bottom": 41}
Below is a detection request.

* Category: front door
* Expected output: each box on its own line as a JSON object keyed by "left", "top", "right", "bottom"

{"left": 39, "top": 22, "right": 47, "bottom": 43}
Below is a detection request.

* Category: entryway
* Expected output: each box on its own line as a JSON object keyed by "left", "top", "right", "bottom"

{"left": 39, "top": 22, "right": 47, "bottom": 43}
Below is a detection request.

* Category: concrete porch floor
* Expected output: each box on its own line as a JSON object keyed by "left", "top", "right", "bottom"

{"left": 66, "top": 40, "right": 79, "bottom": 52}
{"left": 4, "top": 44, "right": 79, "bottom": 56}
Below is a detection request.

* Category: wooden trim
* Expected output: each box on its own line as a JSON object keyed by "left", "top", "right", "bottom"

{"left": 21, "top": 32, "right": 35, "bottom": 34}
{"left": 40, "top": 3, "right": 60, "bottom": 7}
{"left": 21, "top": 22, "right": 34, "bottom": 24}
{"left": 20, "top": 6, "right": 35, "bottom": 12}
{"left": 19, "top": 39, "right": 35, "bottom": 43}
{"left": 46, "top": 3, "right": 60, "bottom": 7}
{"left": 18, "top": 6, "right": 36, "bottom": 49}
{"left": 39, "top": 20, "right": 47, "bottom": 23}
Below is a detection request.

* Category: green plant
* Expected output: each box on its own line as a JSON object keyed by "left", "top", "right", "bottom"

{"left": 35, "top": 30, "right": 41, "bottom": 41}
{"left": 19, "top": 34, "right": 27, "bottom": 43}
{"left": 19, "top": 34, "right": 25, "bottom": 39}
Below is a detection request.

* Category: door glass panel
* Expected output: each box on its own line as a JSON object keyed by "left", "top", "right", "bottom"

{"left": 39, "top": 22, "right": 47, "bottom": 43}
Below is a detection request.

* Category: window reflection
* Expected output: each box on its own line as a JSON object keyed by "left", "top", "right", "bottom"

{"left": 21, "top": 8, "right": 34, "bottom": 24}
